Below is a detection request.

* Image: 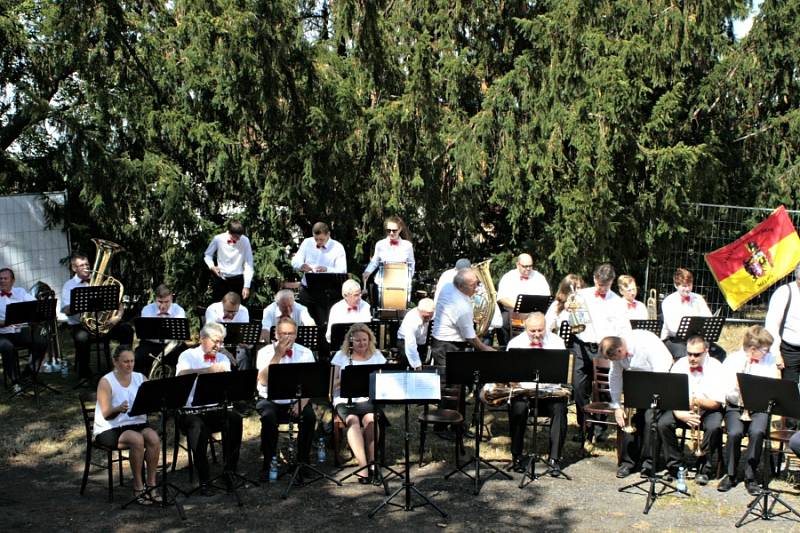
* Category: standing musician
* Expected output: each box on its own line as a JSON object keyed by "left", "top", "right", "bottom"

{"left": 325, "top": 279, "right": 371, "bottom": 343}
{"left": 330, "top": 323, "right": 386, "bottom": 484}
{"left": 259, "top": 289, "right": 316, "bottom": 343}
{"left": 291, "top": 222, "right": 347, "bottom": 325}
{"left": 362, "top": 216, "right": 415, "bottom": 304}
{"left": 544, "top": 273, "right": 585, "bottom": 334}
{"left": 175, "top": 323, "right": 243, "bottom": 496}
{"left": 434, "top": 259, "right": 471, "bottom": 302}
{"left": 503, "top": 312, "right": 568, "bottom": 474}
{"left": 255, "top": 318, "right": 316, "bottom": 482}
{"left": 61, "top": 253, "right": 134, "bottom": 381}
{"left": 764, "top": 261, "right": 798, "bottom": 381}
{"left": 660, "top": 267, "right": 725, "bottom": 361}
{"left": 614, "top": 275, "right": 648, "bottom": 321}
{"left": 205, "top": 292, "right": 250, "bottom": 369}
{"left": 0, "top": 267, "right": 48, "bottom": 390}
{"left": 659, "top": 335, "right": 725, "bottom": 485}
{"left": 718, "top": 325, "right": 780, "bottom": 495}
{"left": 396, "top": 298, "right": 435, "bottom": 370}
{"left": 203, "top": 220, "right": 254, "bottom": 302}
{"left": 93, "top": 345, "right": 160, "bottom": 504}
{"left": 134, "top": 284, "right": 187, "bottom": 375}
{"left": 573, "top": 263, "right": 621, "bottom": 441}
{"left": 496, "top": 253, "right": 551, "bottom": 345}
{"left": 600, "top": 329, "right": 674, "bottom": 478}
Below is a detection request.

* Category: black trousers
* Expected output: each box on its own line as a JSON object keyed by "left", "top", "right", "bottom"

{"left": 658, "top": 410, "right": 723, "bottom": 472}
{"left": 508, "top": 396, "right": 567, "bottom": 460}
{"left": 395, "top": 339, "right": 428, "bottom": 369}
{"left": 256, "top": 398, "right": 316, "bottom": 466}
{"left": 781, "top": 340, "right": 800, "bottom": 389}
{"left": 0, "top": 327, "right": 48, "bottom": 383}
{"left": 210, "top": 274, "right": 244, "bottom": 303}
{"left": 70, "top": 322, "right": 134, "bottom": 379}
{"left": 619, "top": 408, "right": 658, "bottom": 470}
{"left": 180, "top": 409, "right": 243, "bottom": 483}
{"left": 570, "top": 339, "right": 596, "bottom": 431}
{"left": 724, "top": 406, "right": 769, "bottom": 481}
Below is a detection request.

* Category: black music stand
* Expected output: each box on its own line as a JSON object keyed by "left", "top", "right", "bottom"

{"left": 675, "top": 316, "right": 726, "bottom": 342}
{"left": 367, "top": 369, "right": 447, "bottom": 519}
{"left": 123, "top": 373, "right": 196, "bottom": 519}
{"left": 220, "top": 322, "right": 261, "bottom": 368}
{"left": 630, "top": 319, "right": 661, "bottom": 336}
{"left": 5, "top": 299, "right": 59, "bottom": 403}
{"left": 134, "top": 317, "right": 190, "bottom": 372}
{"left": 70, "top": 285, "right": 121, "bottom": 387}
{"left": 735, "top": 374, "right": 800, "bottom": 528}
{"left": 337, "top": 363, "right": 402, "bottom": 491}
{"left": 190, "top": 369, "right": 259, "bottom": 505}
{"left": 269, "top": 325, "right": 319, "bottom": 355}
{"left": 306, "top": 272, "right": 348, "bottom": 321}
{"left": 513, "top": 295, "right": 553, "bottom": 314}
{"left": 444, "top": 351, "right": 513, "bottom": 495}
{"left": 330, "top": 321, "right": 382, "bottom": 353}
{"left": 268, "top": 362, "right": 341, "bottom": 498}
{"left": 618, "top": 371, "right": 690, "bottom": 514}
{"left": 506, "top": 348, "right": 572, "bottom": 486}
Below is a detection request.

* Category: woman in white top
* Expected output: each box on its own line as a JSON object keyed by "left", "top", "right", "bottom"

{"left": 544, "top": 274, "right": 585, "bottom": 334}
{"left": 93, "top": 346, "right": 160, "bottom": 503}
{"left": 330, "top": 323, "right": 386, "bottom": 484}
{"left": 362, "top": 215, "right": 415, "bottom": 302}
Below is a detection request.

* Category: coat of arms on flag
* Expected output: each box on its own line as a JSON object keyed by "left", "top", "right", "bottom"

{"left": 705, "top": 206, "right": 800, "bottom": 311}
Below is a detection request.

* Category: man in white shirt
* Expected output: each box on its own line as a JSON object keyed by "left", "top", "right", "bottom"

{"left": 764, "top": 262, "right": 799, "bottom": 383}
{"left": 292, "top": 222, "right": 347, "bottom": 326}
{"left": 325, "top": 279, "right": 371, "bottom": 345}
{"left": 434, "top": 259, "right": 471, "bottom": 303}
{"left": 176, "top": 322, "right": 243, "bottom": 495}
{"left": 204, "top": 220, "right": 255, "bottom": 302}
{"left": 205, "top": 292, "right": 251, "bottom": 369}
{"left": 496, "top": 253, "right": 551, "bottom": 344}
{"left": 396, "top": 298, "right": 434, "bottom": 369}
{"left": 0, "top": 267, "right": 48, "bottom": 388}
{"left": 600, "top": 329, "right": 674, "bottom": 478}
{"left": 659, "top": 335, "right": 725, "bottom": 485}
{"left": 255, "top": 318, "right": 317, "bottom": 481}
{"left": 134, "top": 284, "right": 187, "bottom": 375}
{"left": 259, "top": 289, "right": 316, "bottom": 343}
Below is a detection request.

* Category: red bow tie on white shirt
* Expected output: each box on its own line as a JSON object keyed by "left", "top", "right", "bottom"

{"left": 316, "top": 244, "right": 325, "bottom": 249}
{"left": 284, "top": 349, "right": 293, "bottom": 357}
{"left": 520, "top": 275, "right": 529, "bottom": 281}
{"left": 690, "top": 366, "right": 703, "bottom": 373}
{"left": 530, "top": 341, "right": 542, "bottom": 348}
{"left": 390, "top": 239, "right": 399, "bottom": 246}
{"left": 158, "top": 312, "right": 170, "bottom": 317}
{"left": 347, "top": 306, "right": 358, "bottom": 312}
{"left": 627, "top": 302, "right": 636, "bottom": 310}
{"left": 594, "top": 290, "right": 604, "bottom": 299}
{"left": 204, "top": 353, "right": 216, "bottom": 363}
{"left": 749, "top": 358, "right": 759, "bottom": 365}
{"left": 0, "top": 291, "right": 12, "bottom": 298}
{"left": 227, "top": 239, "right": 237, "bottom": 245}
{"left": 681, "top": 295, "right": 691, "bottom": 304}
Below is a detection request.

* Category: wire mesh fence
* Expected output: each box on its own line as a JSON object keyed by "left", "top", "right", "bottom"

{"left": 645, "top": 203, "right": 800, "bottom": 323}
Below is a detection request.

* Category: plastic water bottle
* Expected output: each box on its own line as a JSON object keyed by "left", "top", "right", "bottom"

{"left": 269, "top": 456, "right": 278, "bottom": 482}
{"left": 61, "top": 360, "right": 69, "bottom": 378}
{"left": 676, "top": 466, "right": 687, "bottom": 495}
{"left": 317, "top": 437, "right": 327, "bottom": 464}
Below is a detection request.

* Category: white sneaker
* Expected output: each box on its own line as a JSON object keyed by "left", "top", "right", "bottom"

{"left": 51, "top": 360, "right": 62, "bottom": 370}
{"left": 41, "top": 362, "right": 53, "bottom": 374}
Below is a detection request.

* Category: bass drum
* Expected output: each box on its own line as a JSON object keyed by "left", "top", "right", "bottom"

{"left": 379, "top": 262, "right": 409, "bottom": 310}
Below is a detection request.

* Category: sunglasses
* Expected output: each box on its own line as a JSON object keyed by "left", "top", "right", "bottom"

{"left": 385, "top": 228, "right": 399, "bottom": 234}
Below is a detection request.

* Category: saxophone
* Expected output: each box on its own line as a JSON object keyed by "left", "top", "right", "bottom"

{"left": 80, "top": 238, "right": 125, "bottom": 335}
{"left": 471, "top": 260, "right": 497, "bottom": 338}
{"left": 691, "top": 397, "right": 704, "bottom": 456}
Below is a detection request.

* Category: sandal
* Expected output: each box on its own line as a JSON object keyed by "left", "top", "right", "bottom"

{"left": 133, "top": 488, "right": 153, "bottom": 506}
{"left": 144, "top": 484, "right": 162, "bottom": 503}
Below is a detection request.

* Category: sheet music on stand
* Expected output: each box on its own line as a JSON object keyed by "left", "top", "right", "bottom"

{"left": 370, "top": 370, "right": 441, "bottom": 402}
{"left": 675, "top": 316, "right": 725, "bottom": 343}
{"left": 220, "top": 322, "right": 261, "bottom": 346}
{"left": 630, "top": 319, "right": 661, "bottom": 336}
{"left": 330, "top": 321, "right": 381, "bottom": 351}
{"left": 269, "top": 325, "right": 319, "bottom": 351}
{"left": 70, "top": 285, "right": 120, "bottom": 314}
{"left": 135, "top": 317, "right": 191, "bottom": 342}
{"left": 305, "top": 273, "right": 349, "bottom": 293}
{"left": 513, "top": 295, "right": 553, "bottom": 314}
{"left": 4, "top": 299, "right": 57, "bottom": 326}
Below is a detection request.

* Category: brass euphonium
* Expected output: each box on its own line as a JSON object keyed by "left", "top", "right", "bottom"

{"left": 691, "top": 398, "right": 705, "bottom": 457}
{"left": 471, "top": 259, "right": 497, "bottom": 338}
{"left": 80, "top": 238, "right": 125, "bottom": 335}
{"left": 565, "top": 283, "right": 591, "bottom": 334}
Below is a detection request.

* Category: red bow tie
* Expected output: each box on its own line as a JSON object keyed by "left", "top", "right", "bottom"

{"left": 690, "top": 366, "right": 703, "bottom": 373}
{"left": 749, "top": 358, "right": 759, "bottom": 365}
{"left": 203, "top": 353, "right": 216, "bottom": 363}
{"left": 530, "top": 342, "right": 542, "bottom": 348}
{"left": 681, "top": 295, "right": 691, "bottom": 304}
{"left": 347, "top": 306, "right": 358, "bottom": 312}
{"left": 158, "top": 312, "right": 170, "bottom": 317}
{"left": 520, "top": 275, "right": 529, "bottom": 281}
{"left": 227, "top": 239, "right": 237, "bottom": 245}
{"left": 316, "top": 244, "right": 325, "bottom": 249}
{"left": 595, "top": 290, "right": 604, "bottom": 299}
{"left": 0, "top": 291, "right": 11, "bottom": 298}
{"left": 284, "top": 349, "right": 293, "bottom": 357}
{"left": 627, "top": 302, "right": 636, "bottom": 310}
{"left": 390, "top": 239, "right": 399, "bottom": 246}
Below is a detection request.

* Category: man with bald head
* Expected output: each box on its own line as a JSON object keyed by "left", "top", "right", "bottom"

{"left": 396, "top": 298, "right": 435, "bottom": 369}
{"left": 497, "top": 253, "right": 550, "bottom": 345}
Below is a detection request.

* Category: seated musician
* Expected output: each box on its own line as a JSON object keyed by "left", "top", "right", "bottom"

{"left": 600, "top": 329, "right": 674, "bottom": 478}
{"left": 331, "top": 323, "right": 386, "bottom": 484}
{"left": 658, "top": 335, "right": 724, "bottom": 485}
{"left": 205, "top": 291, "right": 250, "bottom": 369}
{"left": 93, "top": 345, "right": 160, "bottom": 504}
{"left": 660, "top": 267, "right": 725, "bottom": 361}
{"left": 325, "top": 279, "right": 371, "bottom": 343}
{"left": 362, "top": 216, "right": 415, "bottom": 303}
{"left": 255, "top": 317, "right": 316, "bottom": 482}
{"left": 718, "top": 325, "right": 780, "bottom": 495}
{"left": 61, "top": 253, "right": 134, "bottom": 381}
{"left": 614, "top": 275, "right": 648, "bottom": 321}
{"left": 291, "top": 221, "right": 347, "bottom": 326}
{"left": 0, "top": 267, "right": 48, "bottom": 390}
{"left": 544, "top": 273, "right": 585, "bottom": 334}
{"left": 175, "top": 323, "right": 243, "bottom": 495}
{"left": 496, "top": 253, "right": 551, "bottom": 344}
{"left": 396, "top": 298, "right": 435, "bottom": 369}
{"left": 259, "top": 289, "right": 316, "bottom": 343}
{"left": 134, "top": 284, "right": 187, "bottom": 375}
{"left": 501, "top": 312, "right": 568, "bottom": 474}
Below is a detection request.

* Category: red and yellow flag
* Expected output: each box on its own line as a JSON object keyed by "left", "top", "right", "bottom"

{"left": 705, "top": 206, "right": 800, "bottom": 311}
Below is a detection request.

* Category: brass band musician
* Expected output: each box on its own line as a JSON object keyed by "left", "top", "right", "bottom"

{"left": 134, "top": 284, "right": 187, "bottom": 375}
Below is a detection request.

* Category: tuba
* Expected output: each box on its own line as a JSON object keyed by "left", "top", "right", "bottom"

{"left": 80, "top": 238, "right": 125, "bottom": 335}
{"left": 471, "top": 260, "right": 497, "bottom": 338}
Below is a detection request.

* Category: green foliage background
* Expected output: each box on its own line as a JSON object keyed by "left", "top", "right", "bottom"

{"left": 1, "top": 0, "right": 798, "bottom": 310}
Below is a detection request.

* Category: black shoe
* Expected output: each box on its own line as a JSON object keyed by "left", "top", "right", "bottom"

{"left": 199, "top": 483, "right": 214, "bottom": 497}
{"left": 695, "top": 472, "right": 709, "bottom": 486}
{"left": 357, "top": 473, "right": 371, "bottom": 485}
{"left": 593, "top": 427, "right": 607, "bottom": 443}
{"left": 617, "top": 464, "right": 633, "bottom": 478}
{"left": 717, "top": 475, "right": 735, "bottom": 492}
{"left": 745, "top": 479, "right": 761, "bottom": 496}
{"left": 512, "top": 456, "right": 526, "bottom": 473}
{"left": 639, "top": 466, "right": 653, "bottom": 479}
{"left": 547, "top": 458, "right": 562, "bottom": 477}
